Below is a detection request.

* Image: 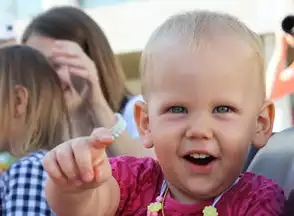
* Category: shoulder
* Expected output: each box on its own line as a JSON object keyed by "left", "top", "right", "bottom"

{"left": 1, "top": 150, "right": 54, "bottom": 215}
{"left": 234, "top": 172, "right": 285, "bottom": 215}
{"left": 241, "top": 172, "right": 284, "bottom": 195}
{"left": 110, "top": 156, "right": 163, "bottom": 213}
{"left": 1, "top": 150, "right": 47, "bottom": 183}
{"left": 110, "top": 156, "right": 162, "bottom": 184}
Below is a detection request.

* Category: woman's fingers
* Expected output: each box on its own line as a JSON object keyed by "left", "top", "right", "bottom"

{"left": 52, "top": 55, "right": 85, "bottom": 69}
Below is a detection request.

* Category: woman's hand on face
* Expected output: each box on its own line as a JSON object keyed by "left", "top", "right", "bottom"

{"left": 50, "top": 40, "right": 105, "bottom": 111}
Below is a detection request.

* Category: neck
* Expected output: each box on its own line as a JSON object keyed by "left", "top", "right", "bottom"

{"left": 167, "top": 183, "right": 204, "bottom": 205}
{"left": 3, "top": 135, "right": 25, "bottom": 156}
{"left": 7, "top": 125, "right": 28, "bottom": 156}
{"left": 166, "top": 177, "right": 241, "bottom": 205}
{"left": 0, "top": 141, "right": 11, "bottom": 153}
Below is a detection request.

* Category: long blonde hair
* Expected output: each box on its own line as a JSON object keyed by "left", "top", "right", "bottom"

{"left": 0, "top": 45, "right": 71, "bottom": 156}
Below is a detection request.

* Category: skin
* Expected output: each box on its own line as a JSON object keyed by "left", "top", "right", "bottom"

{"left": 43, "top": 36, "right": 274, "bottom": 215}
{"left": 0, "top": 85, "right": 29, "bottom": 172}
{"left": 136, "top": 39, "right": 274, "bottom": 203}
{"left": 25, "top": 34, "right": 155, "bottom": 158}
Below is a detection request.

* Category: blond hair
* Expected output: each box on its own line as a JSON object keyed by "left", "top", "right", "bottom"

{"left": 141, "top": 10, "right": 265, "bottom": 98}
{"left": 0, "top": 45, "right": 71, "bottom": 156}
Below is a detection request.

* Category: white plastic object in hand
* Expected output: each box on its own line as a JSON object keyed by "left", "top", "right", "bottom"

{"left": 108, "top": 113, "right": 127, "bottom": 140}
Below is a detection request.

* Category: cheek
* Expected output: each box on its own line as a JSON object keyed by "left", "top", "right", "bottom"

{"left": 71, "top": 75, "right": 88, "bottom": 93}
{"left": 149, "top": 115, "right": 186, "bottom": 158}
{"left": 149, "top": 112, "right": 187, "bottom": 132}
{"left": 218, "top": 118, "right": 256, "bottom": 162}
{"left": 216, "top": 113, "right": 257, "bottom": 139}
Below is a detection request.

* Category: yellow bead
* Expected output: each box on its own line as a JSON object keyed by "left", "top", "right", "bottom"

{"left": 147, "top": 202, "right": 163, "bottom": 212}
{"left": 202, "top": 206, "right": 218, "bottom": 216}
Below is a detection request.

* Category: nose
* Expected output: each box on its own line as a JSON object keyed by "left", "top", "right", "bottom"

{"left": 185, "top": 113, "right": 213, "bottom": 140}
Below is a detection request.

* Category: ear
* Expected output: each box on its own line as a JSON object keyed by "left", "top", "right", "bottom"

{"left": 252, "top": 100, "right": 275, "bottom": 149}
{"left": 134, "top": 101, "right": 153, "bottom": 148}
{"left": 13, "top": 85, "right": 28, "bottom": 118}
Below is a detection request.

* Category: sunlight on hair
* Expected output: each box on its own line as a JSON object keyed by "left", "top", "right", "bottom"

{"left": 141, "top": 10, "right": 265, "bottom": 100}
{"left": 0, "top": 45, "right": 71, "bottom": 156}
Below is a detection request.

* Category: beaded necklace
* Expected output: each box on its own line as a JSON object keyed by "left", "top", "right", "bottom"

{"left": 147, "top": 177, "right": 240, "bottom": 216}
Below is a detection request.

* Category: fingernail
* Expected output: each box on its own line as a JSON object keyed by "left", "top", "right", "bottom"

{"left": 100, "top": 134, "right": 113, "bottom": 141}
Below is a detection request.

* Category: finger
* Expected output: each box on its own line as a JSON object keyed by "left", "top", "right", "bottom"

{"left": 69, "top": 67, "right": 99, "bottom": 88}
{"left": 89, "top": 137, "right": 112, "bottom": 170}
{"left": 91, "top": 128, "right": 114, "bottom": 149}
{"left": 55, "top": 65, "right": 72, "bottom": 84}
{"left": 71, "top": 137, "right": 95, "bottom": 183}
{"left": 54, "top": 40, "right": 79, "bottom": 49}
{"left": 90, "top": 128, "right": 113, "bottom": 167}
{"left": 43, "top": 151, "right": 67, "bottom": 184}
{"left": 55, "top": 142, "right": 79, "bottom": 182}
{"left": 93, "top": 157, "right": 111, "bottom": 185}
{"left": 53, "top": 40, "right": 84, "bottom": 58}
{"left": 52, "top": 47, "right": 79, "bottom": 58}
{"left": 51, "top": 56, "right": 85, "bottom": 69}
{"left": 68, "top": 67, "right": 90, "bottom": 81}
{"left": 80, "top": 84, "right": 89, "bottom": 102}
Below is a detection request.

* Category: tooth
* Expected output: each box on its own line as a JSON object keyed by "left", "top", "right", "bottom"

{"left": 190, "top": 153, "right": 210, "bottom": 159}
{"left": 199, "top": 154, "right": 207, "bottom": 159}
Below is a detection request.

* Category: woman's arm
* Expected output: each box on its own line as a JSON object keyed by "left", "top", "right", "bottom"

{"left": 266, "top": 33, "right": 288, "bottom": 98}
{"left": 91, "top": 99, "right": 155, "bottom": 158}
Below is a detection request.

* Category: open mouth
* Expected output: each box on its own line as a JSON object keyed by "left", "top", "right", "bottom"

{"left": 184, "top": 153, "right": 216, "bottom": 166}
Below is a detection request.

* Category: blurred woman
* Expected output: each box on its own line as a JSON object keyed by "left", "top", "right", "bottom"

{"left": 22, "top": 6, "right": 153, "bottom": 157}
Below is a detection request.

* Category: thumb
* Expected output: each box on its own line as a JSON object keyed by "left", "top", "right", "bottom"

{"left": 90, "top": 128, "right": 113, "bottom": 150}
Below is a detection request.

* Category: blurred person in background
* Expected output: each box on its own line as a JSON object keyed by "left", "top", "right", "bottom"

{"left": 22, "top": 6, "right": 154, "bottom": 158}
{"left": 244, "top": 16, "right": 294, "bottom": 170}
{"left": 0, "top": 24, "right": 16, "bottom": 47}
{"left": 267, "top": 15, "right": 294, "bottom": 101}
{"left": 0, "top": 45, "right": 71, "bottom": 215}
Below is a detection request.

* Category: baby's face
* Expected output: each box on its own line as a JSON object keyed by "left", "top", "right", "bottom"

{"left": 143, "top": 39, "right": 273, "bottom": 202}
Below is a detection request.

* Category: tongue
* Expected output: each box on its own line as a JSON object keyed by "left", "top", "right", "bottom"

{"left": 184, "top": 155, "right": 215, "bottom": 166}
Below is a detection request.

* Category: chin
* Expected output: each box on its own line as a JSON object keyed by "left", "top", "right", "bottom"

{"left": 179, "top": 178, "right": 226, "bottom": 201}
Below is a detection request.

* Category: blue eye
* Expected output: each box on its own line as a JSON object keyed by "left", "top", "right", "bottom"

{"left": 213, "top": 106, "right": 233, "bottom": 113}
{"left": 168, "top": 106, "right": 188, "bottom": 114}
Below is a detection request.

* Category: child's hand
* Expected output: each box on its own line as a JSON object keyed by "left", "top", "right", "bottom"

{"left": 43, "top": 128, "right": 113, "bottom": 190}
